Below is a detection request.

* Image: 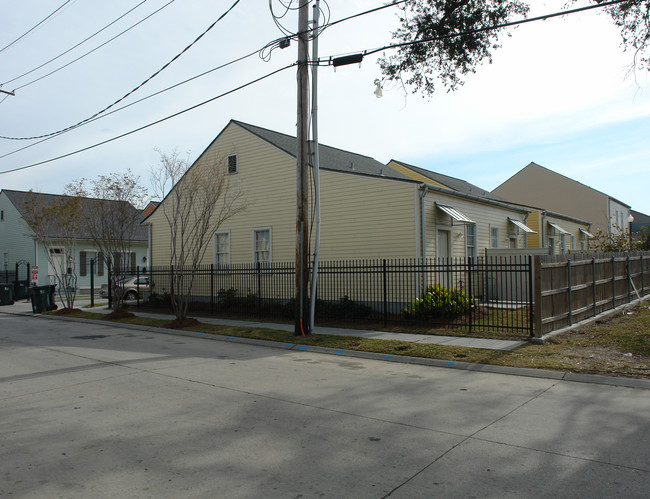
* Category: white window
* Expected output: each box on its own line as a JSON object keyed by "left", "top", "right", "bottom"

{"left": 490, "top": 227, "right": 499, "bottom": 248}
{"left": 115, "top": 252, "right": 134, "bottom": 274}
{"left": 214, "top": 231, "right": 230, "bottom": 268}
{"left": 548, "top": 236, "right": 556, "bottom": 254}
{"left": 571, "top": 235, "right": 576, "bottom": 250}
{"left": 560, "top": 234, "right": 566, "bottom": 254}
{"left": 465, "top": 224, "right": 477, "bottom": 260}
{"left": 509, "top": 237, "right": 517, "bottom": 249}
{"left": 227, "top": 154, "right": 238, "bottom": 174}
{"left": 253, "top": 228, "right": 271, "bottom": 267}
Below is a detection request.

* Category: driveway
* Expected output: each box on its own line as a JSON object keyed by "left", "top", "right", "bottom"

{"left": 1, "top": 313, "right": 648, "bottom": 498}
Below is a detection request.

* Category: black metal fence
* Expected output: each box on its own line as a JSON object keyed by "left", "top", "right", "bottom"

{"left": 140, "top": 256, "right": 534, "bottom": 336}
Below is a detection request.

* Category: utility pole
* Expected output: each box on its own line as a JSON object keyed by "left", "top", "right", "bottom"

{"left": 295, "top": 0, "right": 310, "bottom": 335}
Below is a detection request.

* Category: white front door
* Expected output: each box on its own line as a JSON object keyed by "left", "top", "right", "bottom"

{"left": 48, "top": 248, "right": 65, "bottom": 284}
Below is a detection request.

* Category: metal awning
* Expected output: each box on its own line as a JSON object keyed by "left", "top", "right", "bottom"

{"left": 547, "top": 221, "right": 570, "bottom": 235}
{"left": 579, "top": 228, "right": 595, "bottom": 238}
{"left": 508, "top": 218, "right": 537, "bottom": 234}
{"left": 435, "top": 203, "right": 474, "bottom": 224}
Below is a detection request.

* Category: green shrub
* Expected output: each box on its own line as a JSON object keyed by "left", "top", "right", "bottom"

{"left": 401, "top": 284, "right": 473, "bottom": 320}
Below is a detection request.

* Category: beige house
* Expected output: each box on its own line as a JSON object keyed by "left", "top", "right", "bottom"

{"left": 524, "top": 208, "right": 593, "bottom": 254}
{"left": 492, "top": 162, "right": 632, "bottom": 236}
{"left": 147, "top": 120, "right": 534, "bottom": 268}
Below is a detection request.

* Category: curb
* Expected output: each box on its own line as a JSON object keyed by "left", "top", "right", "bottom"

{"left": 4, "top": 309, "right": 650, "bottom": 390}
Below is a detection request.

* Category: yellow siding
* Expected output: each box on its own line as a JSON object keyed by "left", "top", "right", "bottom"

{"left": 149, "top": 122, "right": 419, "bottom": 266}
{"left": 525, "top": 210, "right": 541, "bottom": 248}
{"left": 387, "top": 160, "right": 446, "bottom": 188}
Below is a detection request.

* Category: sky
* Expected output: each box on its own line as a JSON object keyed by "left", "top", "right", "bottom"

{"left": 1, "top": 0, "right": 649, "bottom": 215}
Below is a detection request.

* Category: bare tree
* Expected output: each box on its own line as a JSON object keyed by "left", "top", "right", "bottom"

{"left": 66, "top": 170, "right": 148, "bottom": 313}
{"left": 21, "top": 192, "right": 83, "bottom": 309}
{"left": 150, "top": 149, "right": 245, "bottom": 322}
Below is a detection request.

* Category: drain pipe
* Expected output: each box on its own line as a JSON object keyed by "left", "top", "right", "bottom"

{"left": 420, "top": 184, "right": 429, "bottom": 293}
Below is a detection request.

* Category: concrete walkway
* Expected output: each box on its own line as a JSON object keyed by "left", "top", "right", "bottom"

{"left": 1, "top": 298, "right": 527, "bottom": 351}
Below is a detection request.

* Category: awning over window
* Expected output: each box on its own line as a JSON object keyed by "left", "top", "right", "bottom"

{"left": 547, "top": 221, "right": 570, "bottom": 235}
{"left": 435, "top": 203, "right": 474, "bottom": 224}
{"left": 579, "top": 228, "right": 595, "bottom": 238}
{"left": 508, "top": 218, "right": 536, "bottom": 234}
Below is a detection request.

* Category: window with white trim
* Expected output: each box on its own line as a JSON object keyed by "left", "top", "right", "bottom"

{"left": 227, "top": 154, "right": 238, "bottom": 174}
{"left": 214, "top": 231, "right": 230, "bottom": 268}
{"left": 465, "top": 224, "right": 477, "bottom": 260}
{"left": 490, "top": 226, "right": 499, "bottom": 248}
{"left": 253, "top": 228, "right": 271, "bottom": 267}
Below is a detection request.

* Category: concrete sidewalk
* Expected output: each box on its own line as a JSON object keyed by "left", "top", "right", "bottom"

{"left": 1, "top": 298, "right": 527, "bottom": 351}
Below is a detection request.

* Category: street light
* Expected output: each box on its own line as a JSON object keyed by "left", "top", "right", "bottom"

{"left": 628, "top": 214, "right": 635, "bottom": 248}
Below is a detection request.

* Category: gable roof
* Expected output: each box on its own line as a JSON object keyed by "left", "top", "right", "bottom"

{"left": 388, "top": 159, "right": 505, "bottom": 201}
{"left": 1, "top": 189, "right": 147, "bottom": 241}
{"left": 232, "top": 120, "right": 413, "bottom": 181}
{"left": 495, "top": 162, "right": 631, "bottom": 208}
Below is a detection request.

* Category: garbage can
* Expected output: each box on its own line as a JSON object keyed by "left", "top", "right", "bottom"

{"left": 0, "top": 283, "right": 14, "bottom": 306}
{"left": 14, "top": 280, "right": 30, "bottom": 300}
{"left": 30, "top": 286, "right": 52, "bottom": 313}
{"left": 47, "top": 285, "right": 58, "bottom": 311}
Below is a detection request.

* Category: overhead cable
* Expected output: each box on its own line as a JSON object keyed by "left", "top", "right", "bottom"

{"left": 0, "top": 64, "right": 295, "bottom": 175}
{"left": 6, "top": 0, "right": 178, "bottom": 94}
{"left": 1, "top": 0, "right": 150, "bottom": 87}
{"left": 0, "top": 1, "right": 72, "bottom": 54}
{"left": 0, "top": 0, "right": 242, "bottom": 141}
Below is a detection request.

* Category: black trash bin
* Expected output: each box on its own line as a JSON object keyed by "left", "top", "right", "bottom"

{"left": 30, "top": 285, "right": 54, "bottom": 313}
{"left": 47, "top": 285, "right": 58, "bottom": 311}
{"left": 0, "top": 283, "right": 14, "bottom": 306}
{"left": 14, "top": 280, "right": 30, "bottom": 300}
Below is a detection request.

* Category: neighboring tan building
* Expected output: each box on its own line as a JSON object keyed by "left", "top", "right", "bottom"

{"left": 492, "top": 162, "right": 632, "bottom": 236}
{"left": 524, "top": 208, "right": 593, "bottom": 254}
{"left": 146, "top": 120, "right": 534, "bottom": 268}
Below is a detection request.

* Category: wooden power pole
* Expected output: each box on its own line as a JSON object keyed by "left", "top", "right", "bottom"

{"left": 295, "top": 0, "right": 310, "bottom": 335}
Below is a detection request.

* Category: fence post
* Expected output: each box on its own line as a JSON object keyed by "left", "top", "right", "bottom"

{"left": 136, "top": 265, "right": 140, "bottom": 307}
{"left": 626, "top": 255, "right": 631, "bottom": 303}
{"left": 592, "top": 258, "right": 597, "bottom": 318}
{"left": 210, "top": 264, "right": 214, "bottom": 315}
{"left": 642, "top": 255, "right": 645, "bottom": 297}
{"left": 567, "top": 259, "right": 573, "bottom": 326}
{"left": 467, "top": 257, "right": 473, "bottom": 335}
{"left": 90, "top": 259, "right": 95, "bottom": 308}
{"left": 528, "top": 255, "right": 534, "bottom": 337}
{"left": 107, "top": 261, "right": 112, "bottom": 309}
{"left": 383, "top": 259, "right": 387, "bottom": 327}
{"left": 611, "top": 256, "right": 616, "bottom": 310}
{"left": 533, "top": 256, "right": 542, "bottom": 338}
{"left": 257, "top": 262, "right": 262, "bottom": 320}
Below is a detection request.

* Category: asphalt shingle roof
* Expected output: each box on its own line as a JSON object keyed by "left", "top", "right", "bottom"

{"left": 233, "top": 120, "right": 413, "bottom": 181}
{"left": 2, "top": 189, "right": 147, "bottom": 241}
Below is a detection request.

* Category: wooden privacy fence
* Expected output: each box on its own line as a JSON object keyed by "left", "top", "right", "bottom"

{"left": 534, "top": 252, "right": 650, "bottom": 336}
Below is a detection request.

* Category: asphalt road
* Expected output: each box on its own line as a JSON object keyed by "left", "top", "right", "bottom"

{"left": 1, "top": 313, "right": 649, "bottom": 498}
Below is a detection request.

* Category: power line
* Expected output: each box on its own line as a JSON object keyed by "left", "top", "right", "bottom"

{"left": 362, "top": 0, "right": 634, "bottom": 58}
{"left": 0, "top": 0, "right": 242, "bottom": 141}
{"left": 7, "top": 0, "right": 178, "bottom": 94}
{"left": 0, "top": 64, "right": 295, "bottom": 175}
{"left": 0, "top": 0, "right": 72, "bottom": 54}
{"left": 1, "top": 0, "right": 151, "bottom": 88}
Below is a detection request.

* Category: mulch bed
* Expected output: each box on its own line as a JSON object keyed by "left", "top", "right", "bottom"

{"left": 163, "top": 318, "right": 201, "bottom": 329}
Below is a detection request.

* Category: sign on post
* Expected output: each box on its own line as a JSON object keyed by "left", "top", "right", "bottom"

{"left": 31, "top": 265, "right": 38, "bottom": 285}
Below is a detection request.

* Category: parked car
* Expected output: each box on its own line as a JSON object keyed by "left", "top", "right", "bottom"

{"left": 100, "top": 276, "right": 150, "bottom": 300}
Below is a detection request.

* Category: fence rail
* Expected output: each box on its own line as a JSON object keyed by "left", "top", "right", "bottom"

{"left": 534, "top": 252, "right": 650, "bottom": 336}
{"left": 141, "top": 256, "right": 534, "bottom": 336}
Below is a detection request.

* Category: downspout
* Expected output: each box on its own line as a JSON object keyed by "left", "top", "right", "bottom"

{"left": 420, "top": 184, "right": 429, "bottom": 261}
{"left": 420, "top": 184, "right": 429, "bottom": 294}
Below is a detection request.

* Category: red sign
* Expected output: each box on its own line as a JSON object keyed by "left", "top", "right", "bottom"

{"left": 31, "top": 265, "right": 38, "bottom": 285}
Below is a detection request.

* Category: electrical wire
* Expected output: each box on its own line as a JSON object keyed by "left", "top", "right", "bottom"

{"left": 0, "top": 1, "right": 72, "bottom": 54}
{"left": 1, "top": 0, "right": 151, "bottom": 88}
{"left": 0, "top": 0, "right": 242, "bottom": 141}
{"left": 6, "top": 0, "right": 178, "bottom": 94}
{"left": 0, "top": 43, "right": 274, "bottom": 160}
{"left": 0, "top": 63, "right": 296, "bottom": 175}
{"left": 361, "top": 0, "right": 633, "bottom": 58}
